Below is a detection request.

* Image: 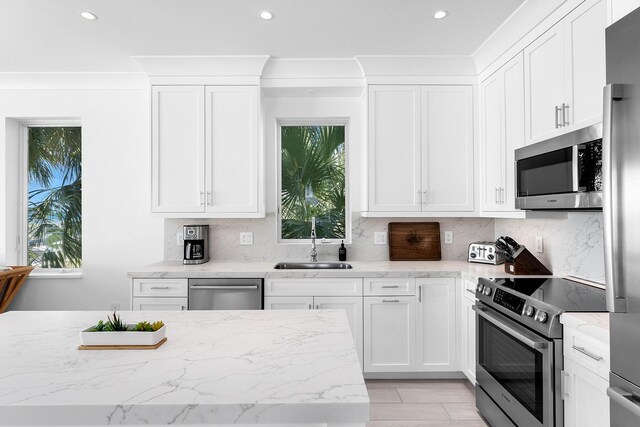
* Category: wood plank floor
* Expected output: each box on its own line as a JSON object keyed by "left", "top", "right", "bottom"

{"left": 365, "top": 379, "right": 489, "bottom": 427}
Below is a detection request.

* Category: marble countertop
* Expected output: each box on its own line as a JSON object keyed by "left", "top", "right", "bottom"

{"left": 560, "top": 312, "right": 610, "bottom": 345}
{"left": 127, "top": 260, "right": 514, "bottom": 281}
{"left": 0, "top": 310, "right": 368, "bottom": 425}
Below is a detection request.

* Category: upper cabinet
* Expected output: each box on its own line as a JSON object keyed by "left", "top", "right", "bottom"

{"left": 524, "top": 0, "right": 606, "bottom": 144}
{"left": 609, "top": 0, "right": 640, "bottom": 25}
{"left": 365, "top": 85, "right": 474, "bottom": 216}
{"left": 152, "top": 85, "right": 263, "bottom": 217}
{"left": 480, "top": 53, "right": 525, "bottom": 214}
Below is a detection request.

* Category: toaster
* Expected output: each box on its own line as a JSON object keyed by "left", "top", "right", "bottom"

{"left": 468, "top": 241, "right": 506, "bottom": 265}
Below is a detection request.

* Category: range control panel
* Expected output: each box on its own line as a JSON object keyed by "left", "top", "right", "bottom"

{"left": 468, "top": 242, "right": 506, "bottom": 265}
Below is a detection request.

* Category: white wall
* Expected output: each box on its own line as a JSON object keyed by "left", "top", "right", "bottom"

{"left": 1, "top": 79, "right": 164, "bottom": 310}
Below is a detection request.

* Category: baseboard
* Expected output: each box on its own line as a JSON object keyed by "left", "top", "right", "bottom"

{"left": 363, "top": 371, "right": 467, "bottom": 380}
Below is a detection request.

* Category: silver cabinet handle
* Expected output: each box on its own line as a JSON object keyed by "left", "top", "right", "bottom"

{"left": 603, "top": 83, "right": 626, "bottom": 312}
{"left": 189, "top": 285, "right": 259, "bottom": 290}
{"left": 150, "top": 286, "right": 170, "bottom": 290}
{"left": 555, "top": 105, "right": 563, "bottom": 128}
{"left": 608, "top": 387, "right": 640, "bottom": 418}
{"left": 561, "top": 370, "right": 570, "bottom": 399}
{"left": 466, "top": 289, "right": 475, "bottom": 295}
{"left": 381, "top": 285, "right": 400, "bottom": 288}
{"left": 181, "top": 305, "right": 186, "bottom": 311}
{"left": 500, "top": 187, "right": 505, "bottom": 204}
{"left": 418, "top": 285, "right": 422, "bottom": 302}
{"left": 473, "top": 305, "right": 548, "bottom": 349}
{"left": 572, "top": 345, "right": 603, "bottom": 361}
{"left": 315, "top": 304, "right": 319, "bottom": 309}
{"left": 422, "top": 190, "right": 428, "bottom": 205}
{"left": 495, "top": 187, "right": 499, "bottom": 204}
{"left": 206, "top": 191, "right": 212, "bottom": 206}
{"left": 308, "top": 304, "right": 312, "bottom": 309}
{"left": 199, "top": 191, "right": 204, "bottom": 206}
{"left": 562, "top": 103, "right": 570, "bottom": 126}
{"left": 382, "top": 299, "right": 400, "bottom": 303}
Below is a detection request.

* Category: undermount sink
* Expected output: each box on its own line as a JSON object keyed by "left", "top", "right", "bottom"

{"left": 273, "top": 262, "right": 353, "bottom": 270}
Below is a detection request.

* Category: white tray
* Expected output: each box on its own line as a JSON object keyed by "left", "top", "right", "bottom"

{"left": 80, "top": 325, "right": 166, "bottom": 346}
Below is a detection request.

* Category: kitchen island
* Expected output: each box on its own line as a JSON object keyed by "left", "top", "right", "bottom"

{"left": 0, "top": 310, "right": 368, "bottom": 426}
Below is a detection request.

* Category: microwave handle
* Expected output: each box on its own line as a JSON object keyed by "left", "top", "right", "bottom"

{"left": 603, "top": 83, "right": 626, "bottom": 313}
{"left": 571, "top": 145, "right": 579, "bottom": 192}
{"left": 472, "top": 305, "right": 547, "bottom": 349}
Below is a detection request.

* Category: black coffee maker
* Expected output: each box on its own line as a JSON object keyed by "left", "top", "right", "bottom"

{"left": 183, "top": 225, "right": 209, "bottom": 265}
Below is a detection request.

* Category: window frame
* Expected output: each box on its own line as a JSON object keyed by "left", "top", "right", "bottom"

{"left": 275, "top": 118, "right": 351, "bottom": 244}
{"left": 19, "top": 120, "right": 83, "bottom": 277}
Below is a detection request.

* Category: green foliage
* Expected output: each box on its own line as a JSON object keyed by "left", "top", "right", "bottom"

{"left": 280, "top": 125, "right": 346, "bottom": 239}
{"left": 134, "top": 321, "right": 154, "bottom": 332}
{"left": 152, "top": 321, "right": 165, "bottom": 331}
{"left": 27, "top": 127, "right": 82, "bottom": 269}
{"left": 89, "top": 316, "right": 164, "bottom": 332}
{"left": 103, "top": 311, "right": 128, "bottom": 332}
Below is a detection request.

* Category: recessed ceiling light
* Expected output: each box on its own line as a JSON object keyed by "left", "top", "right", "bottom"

{"left": 259, "top": 10, "right": 275, "bottom": 20}
{"left": 80, "top": 11, "right": 98, "bottom": 20}
{"left": 433, "top": 10, "right": 448, "bottom": 19}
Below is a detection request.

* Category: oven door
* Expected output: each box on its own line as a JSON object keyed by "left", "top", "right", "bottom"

{"left": 474, "top": 304, "right": 555, "bottom": 427}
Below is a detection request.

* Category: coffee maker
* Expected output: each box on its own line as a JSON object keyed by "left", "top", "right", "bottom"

{"left": 183, "top": 225, "right": 209, "bottom": 265}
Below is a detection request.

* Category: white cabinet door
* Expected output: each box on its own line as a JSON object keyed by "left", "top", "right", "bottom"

{"left": 132, "top": 297, "right": 188, "bottom": 311}
{"left": 152, "top": 86, "right": 205, "bottom": 213}
{"left": 364, "top": 296, "right": 416, "bottom": 372}
{"left": 610, "top": 0, "right": 640, "bottom": 24}
{"left": 524, "top": 22, "right": 566, "bottom": 143}
{"left": 481, "top": 72, "right": 504, "bottom": 212}
{"left": 563, "top": 357, "right": 610, "bottom": 427}
{"left": 564, "top": 0, "right": 606, "bottom": 129}
{"left": 502, "top": 53, "right": 526, "bottom": 210}
{"left": 415, "top": 278, "right": 457, "bottom": 371}
{"left": 315, "top": 296, "right": 364, "bottom": 367}
{"left": 461, "top": 295, "right": 476, "bottom": 383}
{"left": 205, "top": 86, "right": 259, "bottom": 213}
{"left": 421, "top": 86, "right": 474, "bottom": 212}
{"left": 367, "top": 85, "right": 422, "bottom": 212}
{"left": 264, "top": 296, "right": 314, "bottom": 310}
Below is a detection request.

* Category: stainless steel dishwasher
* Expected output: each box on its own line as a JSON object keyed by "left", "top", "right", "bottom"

{"left": 188, "top": 278, "right": 263, "bottom": 310}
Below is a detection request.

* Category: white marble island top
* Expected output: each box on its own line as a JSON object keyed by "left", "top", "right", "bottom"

{"left": 0, "top": 310, "right": 368, "bottom": 426}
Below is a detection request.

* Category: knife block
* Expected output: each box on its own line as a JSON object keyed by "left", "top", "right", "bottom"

{"left": 504, "top": 246, "right": 552, "bottom": 275}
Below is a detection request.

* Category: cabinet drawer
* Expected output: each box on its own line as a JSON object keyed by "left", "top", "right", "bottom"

{"left": 564, "top": 327, "right": 610, "bottom": 380}
{"left": 463, "top": 279, "right": 477, "bottom": 302}
{"left": 265, "top": 278, "right": 363, "bottom": 297}
{"left": 132, "top": 278, "right": 188, "bottom": 297}
{"left": 364, "top": 278, "right": 416, "bottom": 296}
{"left": 132, "top": 297, "right": 188, "bottom": 311}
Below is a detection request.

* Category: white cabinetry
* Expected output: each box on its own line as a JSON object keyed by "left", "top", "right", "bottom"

{"left": 264, "top": 278, "right": 363, "bottom": 366}
{"left": 131, "top": 278, "right": 188, "bottom": 311}
{"left": 562, "top": 324, "right": 610, "bottom": 427}
{"left": 524, "top": 0, "right": 606, "bottom": 144}
{"left": 415, "top": 278, "right": 458, "bottom": 371}
{"left": 461, "top": 279, "right": 476, "bottom": 383}
{"left": 366, "top": 85, "right": 474, "bottom": 215}
{"left": 481, "top": 53, "right": 525, "bottom": 214}
{"left": 609, "top": 0, "right": 640, "bottom": 24}
{"left": 152, "top": 85, "right": 262, "bottom": 217}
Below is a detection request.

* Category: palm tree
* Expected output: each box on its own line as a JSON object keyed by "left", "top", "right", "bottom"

{"left": 280, "top": 125, "right": 345, "bottom": 239}
{"left": 27, "top": 127, "right": 82, "bottom": 268}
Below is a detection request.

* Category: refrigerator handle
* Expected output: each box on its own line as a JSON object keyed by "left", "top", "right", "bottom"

{"left": 603, "top": 84, "right": 626, "bottom": 313}
{"left": 607, "top": 387, "right": 640, "bottom": 418}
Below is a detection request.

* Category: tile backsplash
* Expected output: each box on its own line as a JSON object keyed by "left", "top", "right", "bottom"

{"left": 164, "top": 212, "right": 605, "bottom": 283}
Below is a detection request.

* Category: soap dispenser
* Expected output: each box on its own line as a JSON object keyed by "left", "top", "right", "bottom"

{"left": 339, "top": 240, "right": 347, "bottom": 261}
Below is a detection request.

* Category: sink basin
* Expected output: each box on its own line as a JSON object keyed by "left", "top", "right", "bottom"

{"left": 273, "top": 262, "right": 353, "bottom": 270}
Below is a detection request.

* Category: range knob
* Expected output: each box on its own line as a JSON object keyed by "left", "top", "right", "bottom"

{"left": 483, "top": 287, "right": 493, "bottom": 296}
{"left": 534, "top": 310, "right": 548, "bottom": 323}
{"left": 476, "top": 284, "right": 484, "bottom": 293}
{"left": 523, "top": 305, "right": 535, "bottom": 317}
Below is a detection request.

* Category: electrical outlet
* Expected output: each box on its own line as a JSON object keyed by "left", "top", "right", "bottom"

{"left": 535, "top": 236, "right": 544, "bottom": 253}
{"left": 444, "top": 231, "right": 453, "bottom": 245}
{"left": 374, "top": 232, "right": 387, "bottom": 245}
{"left": 109, "top": 303, "right": 120, "bottom": 311}
{"left": 176, "top": 232, "right": 183, "bottom": 245}
{"left": 240, "top": 232, "right": 253, "bottom": 246}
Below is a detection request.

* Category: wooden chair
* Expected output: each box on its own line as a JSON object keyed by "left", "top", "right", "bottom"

{"left": 0, "top": 266, "right": 34, "bottom": 313}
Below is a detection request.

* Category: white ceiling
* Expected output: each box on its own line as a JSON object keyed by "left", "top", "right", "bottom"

{"left": 0, "top": 0, "right": 525, "bottom": 72}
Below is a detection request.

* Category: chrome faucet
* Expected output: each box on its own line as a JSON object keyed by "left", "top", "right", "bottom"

{"left": 310, "top": 217, "right": 318, "bottom": 262}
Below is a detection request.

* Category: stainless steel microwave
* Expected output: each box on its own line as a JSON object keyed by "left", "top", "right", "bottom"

{"left": 515, "top": 124, "right": 603, "bottom": 210}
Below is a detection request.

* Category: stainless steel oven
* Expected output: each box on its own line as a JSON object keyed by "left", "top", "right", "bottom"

{"left": 474, "top": 303, "right": 556, "bottom": 427}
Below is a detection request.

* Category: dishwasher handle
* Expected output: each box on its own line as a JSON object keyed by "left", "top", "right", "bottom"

{"left": 189, "top": 285, "right": 259, "bottom": 290}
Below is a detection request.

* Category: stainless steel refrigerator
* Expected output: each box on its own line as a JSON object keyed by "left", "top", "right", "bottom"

{"left": 604, "top": 6, "right": 640, "bottom": 425}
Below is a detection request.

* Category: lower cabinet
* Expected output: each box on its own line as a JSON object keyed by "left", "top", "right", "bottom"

{"left": 132, "top": 297, "right": 188, "bottom": 311}
{"left": 563, "top": 357, "right": 610, "bottom": 427}
{"left": 461, "top": 279, "right": 476, "bottom": 383}
{"left": 364, "top": 296, "right": 416, "bottom": 372}
{"left": 131, "top": 278, "right": 188, "bottom": 311}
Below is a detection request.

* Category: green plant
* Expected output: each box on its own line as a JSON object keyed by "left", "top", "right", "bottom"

{"left": 134, "top": 321, "right": 153, "bottom": 332}
{"left": 89, "top": 320, "right": 106, "bottom": 332}
{"left": 103, "top": 311, "right": 128, "bottom": 332}
{"left": 152, "top": 321, "right": 165, "bottom": 331}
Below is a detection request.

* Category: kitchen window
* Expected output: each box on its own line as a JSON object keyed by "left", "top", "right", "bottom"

{"left": 277, "top": 121, "right": 349, "bottom": 242}
{"left": 21, "top": 124, "right": 82, "bottom": 272}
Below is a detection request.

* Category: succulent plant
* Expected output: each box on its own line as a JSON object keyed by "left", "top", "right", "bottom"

{"left": 152, "top": 321, "right": 165, "bottom": 331}
{"left": 90, "top": 320, "right": 106, "bottom": 332}
{"left": 104, "top": 311, "right": 128, "bottom": 332}
{"left": 134, "top": 321, "right": 153, "bottom": 332}
{"left": 88, "top": 314, "right": 164, "bottom": 332}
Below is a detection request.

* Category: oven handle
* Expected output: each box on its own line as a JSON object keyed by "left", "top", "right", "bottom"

{"left": 608, "top": 387, "right": 640, "bottom": 418}
{"left": 473, "top": 305, "right": 547, "bottom": 349}
{"left": 189, "top": 285, "right": 259, "bottom": 290}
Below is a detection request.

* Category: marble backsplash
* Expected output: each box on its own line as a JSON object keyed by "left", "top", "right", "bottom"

{"left": 164, "top": 215, "right": 495, "bottom": 262}
{"left": 164, "top": 211, "right": 606, "bottom": 283}
{"left": 494, "top": 212, "right": 605, "bottom": 283}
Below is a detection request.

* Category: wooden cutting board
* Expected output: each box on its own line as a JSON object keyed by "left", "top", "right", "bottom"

{"left": 388, "top": 222, "right": 441, "bottom": 261}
